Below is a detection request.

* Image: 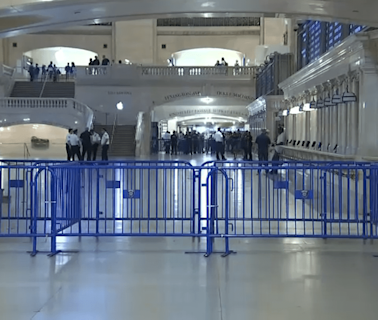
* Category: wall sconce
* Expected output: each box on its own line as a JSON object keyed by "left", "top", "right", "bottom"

{"left": 342, "top": 87, "right": 357, "bottom": 103}
{"left": 324, "top": 94, "right": 334, "bottom": 107}
{"left": 316, "top": 98, "right": 324, "bottom": 108}
{"left": 332, "top": 89, "right": 342, "bottom": 104}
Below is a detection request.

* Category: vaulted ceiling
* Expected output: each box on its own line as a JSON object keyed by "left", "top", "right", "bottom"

{"left": 0, "top": 0, "right": 376, "bottom": 37}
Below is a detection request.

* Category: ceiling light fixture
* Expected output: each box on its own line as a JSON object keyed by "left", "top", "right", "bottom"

{"left": 116, "top": 102, "right": 124, "bottom": 110}
{"left": 201, "top": 97, "right": 213, "bottom": 104}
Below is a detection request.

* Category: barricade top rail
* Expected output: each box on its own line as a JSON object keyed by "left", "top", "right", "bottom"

{"left": 201, "top": 160, "right": 377, "bottom": 166}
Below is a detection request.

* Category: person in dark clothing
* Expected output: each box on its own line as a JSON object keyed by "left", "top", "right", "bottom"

{"left": 34, "top": 64, "right": 40, "bottom": 81}
{"left": 171, "top": 131, "right": 178, "bottom": 155}
{"left": 243, "top": 131, "right": 253, "bottom": 160}
{"left": 28, "top": 64, "right": 34, "bottom": 82}
{"left": 101, "top": 55, "right": 110, "bottom": 65}
{"left": 65, "top": 128, "right": 73, "bottom": 161}
{"left": 65, "top": 63, "right": 71, "bottom": 80}
{"left": 255, "top": 129, "right": 271, "bottom": 161}
{"left": 255, "top": 129, "right": 271, "bottom": 171}
{"left": 80, "top": 128, "right": 92, "bottom": 161}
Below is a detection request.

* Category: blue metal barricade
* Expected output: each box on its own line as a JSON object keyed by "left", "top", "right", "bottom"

{"left": 201, "top": 162, "right": 378, "bottom": 252}
{"left": 0, "top": 160, "right": 377, "bottom": 257}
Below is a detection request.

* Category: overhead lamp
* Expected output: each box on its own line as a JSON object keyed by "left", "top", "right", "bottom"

{"left": 23, "top": 118, "right": 30, "bottom": 122}
{"left": 316, "top": 98, "right": 324, "bottom": 108}
{"left": 342, "top": 87, "right": 357, "bottom": 103}
{"left": 116, "top": 102, "right": 124, "bottom": 110}
{"left": 332, "top": 90, "right": 342, "bottom": 104}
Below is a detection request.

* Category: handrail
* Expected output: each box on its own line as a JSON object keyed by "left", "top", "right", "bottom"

{"left": 23, "top": 143, "right": 30, "bottom": 159}
{"left": 110, "top": 114, "right": 117, "bottom": 147}
{"left": 39, "top": 73, "right": 48, "bottom": 98}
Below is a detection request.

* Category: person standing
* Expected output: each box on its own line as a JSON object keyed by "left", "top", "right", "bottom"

{"left": 34, "top": 64, "right": 40, "bottom": 81}
{"left": 70, "top": 129, "right": 82, "bottom": 161}
{"left": 101, "top": 128, "right": 110, "bottom": 161}
{"left": 91, "top": 130, "right": 101, "bottom": 161}
{"left": 80, "top": 128, "right": 92, "bottom": 161}
{"left": 28, "top": 63, "right": 35, "bottom": 82}
{"left": 65, "top": 63, "right": 71, "bottom": 80}
{"left": 271, "top": 127, "right": 286, "bottom": 174}
{"left": 65, "top": 128, "right": 73, "bottom": 161}
{"left": 214, "top": 128, "right": 226, "bottom": 161}
{"left": 244, "top": 131, "right": 253, "bottom": 160}
{"left": 255, "top": 129, "right": 271, "bottom": 172}
{"left": 162, "top": 131, "right": 171, "bottom": 154}
{"left": 171, "top": 131, "right": 178, "bottom": 155}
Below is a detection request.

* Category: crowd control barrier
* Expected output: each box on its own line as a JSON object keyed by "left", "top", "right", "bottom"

{"left": 0, "top": 160, "right": 377, "bottom": 257}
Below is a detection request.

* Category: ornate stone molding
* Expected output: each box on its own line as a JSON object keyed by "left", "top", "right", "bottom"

{"left": 278, "top": 33, "right": 369, "bottom": 99}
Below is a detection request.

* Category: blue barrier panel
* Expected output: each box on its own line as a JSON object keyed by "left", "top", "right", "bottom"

{"left": 202, "top": 163, "right": 378, "bottom": 245}
{"left": 47, "top": 164, "right": 199, "bottom": 254}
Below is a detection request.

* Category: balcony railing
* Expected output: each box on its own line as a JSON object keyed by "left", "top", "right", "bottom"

{"left": 0, "top": 98, "right": 94, "bottom": 129}
{"left": 78, "top": 65, "right": 256, "bottom": 80}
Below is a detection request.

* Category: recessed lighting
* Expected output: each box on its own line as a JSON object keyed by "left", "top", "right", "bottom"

{"left": 75, "top": 121, "right": 78, "bottom": 124}
{"left": 23, "top": 118, "right": 30, "bottom": 122}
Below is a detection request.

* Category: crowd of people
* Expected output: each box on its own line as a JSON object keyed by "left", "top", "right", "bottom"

{"left": 65, "top": 127, "right": 110, "bottom": 161}
{"left": 160, "top": 126, "right": 286, "bottom": 171}
{"left": 28, "top": 61, "right": 77, "bottom": 82}
{"left": 161, "top": 129, "right": 254, "bottom": 160}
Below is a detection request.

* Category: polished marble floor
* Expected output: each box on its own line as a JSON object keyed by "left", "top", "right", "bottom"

{"left": 0, "top": 151, "right": 376, "bottom": 319}
{"left": 0, "top": 237, "right": 378, "bottom": 320}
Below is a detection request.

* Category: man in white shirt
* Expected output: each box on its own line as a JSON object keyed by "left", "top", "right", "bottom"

{"left": 162, "top": 131, "right": 171, "bottom": 154}
{"left": 91, "top": 130, "right": 101, "bottom": 161}
{"left": 214, "top": 128, "right": 226, "bottom": 161}
{"left": 101, "top": 128, "right": 110, "bottom": 161}
{"left": 69, "top": 129, "right": 82, "bottom": 161}
{"left": 65, "top": 128, "right": 73, "bottom": 161}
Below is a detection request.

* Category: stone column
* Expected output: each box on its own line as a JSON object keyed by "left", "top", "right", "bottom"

{"left": 114, "top": 19, "right": 156, "bottom": 65}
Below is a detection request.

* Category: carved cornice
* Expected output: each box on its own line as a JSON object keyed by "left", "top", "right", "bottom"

{"left": 278, "top": 33, "right": 369, "bottom": 99}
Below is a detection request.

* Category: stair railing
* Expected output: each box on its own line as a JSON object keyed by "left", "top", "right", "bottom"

{"left": 23, "top": 143, "right": 30, "bottom": 159}
{"left": 39, "top": 74, "right": 48, "bottom": 98}
{"left": 110, "top": 114, "right": 117, "bottom": 148}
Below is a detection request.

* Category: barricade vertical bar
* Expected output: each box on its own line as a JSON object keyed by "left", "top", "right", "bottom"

{"left": 49, "top": 172, "right": 58, "bottom": 256}
{"left": 323, "top": 171, "right": 327, "bottom": 237}
{"left": 363, "top": 169, "right": 367, "bottom": 238}
{"left": 96, "top": 169, "right": 100, "bottom": 235}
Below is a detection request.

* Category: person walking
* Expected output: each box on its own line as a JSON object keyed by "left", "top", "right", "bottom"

{"left": 214, "top": 128, "right": 226, "bottom": 161}
{"left": 101, "top": 128, "right": 110, "bottom": 161}
{"left": 91, "top": 130, "right": 101, "bottom": 160}
{"left": 80, "top": 128, "right": 92, "bottom": 161}
{"left": 70, "top": 129, "right": 82, "bottom": 161}
{"left": 65, "top": 128, "right": 73, "bottom": 161}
